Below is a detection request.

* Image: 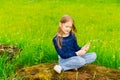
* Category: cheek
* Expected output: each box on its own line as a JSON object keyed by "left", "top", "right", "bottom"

{"left": 62, "top": 26, "right": 66, "bottom": 30}
{"left": 68, "top": 28, "right": 72, "bottom": 31}
{"left": 61, "top": 27, "right": 66, "bottom": 32}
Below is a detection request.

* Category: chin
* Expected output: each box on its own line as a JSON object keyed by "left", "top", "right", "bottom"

{"left": 64, "top": 32, "right": 69, "bottom": 34}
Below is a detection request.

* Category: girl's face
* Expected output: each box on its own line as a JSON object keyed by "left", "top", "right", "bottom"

{"left": 60, "top": 21, "right": 72, "bottom": 35}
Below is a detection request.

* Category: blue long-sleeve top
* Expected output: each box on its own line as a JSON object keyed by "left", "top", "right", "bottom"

{"left": 53, "top": 32, "right": 81, "bottom": 59}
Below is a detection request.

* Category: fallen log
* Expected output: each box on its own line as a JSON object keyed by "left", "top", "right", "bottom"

{"left": 15, "top": 63, "right": 120, "bottom": 80}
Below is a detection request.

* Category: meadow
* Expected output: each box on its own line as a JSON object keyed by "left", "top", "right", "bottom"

{"left": 0, "top": 0, "right": 120, "bottom": 79}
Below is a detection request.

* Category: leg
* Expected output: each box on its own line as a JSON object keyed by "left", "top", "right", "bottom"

{"left": 81, "top": 52, "right": 97, "bottom": 64}
{"left": 59, "top": 56, "right": 86, "bottom": 71}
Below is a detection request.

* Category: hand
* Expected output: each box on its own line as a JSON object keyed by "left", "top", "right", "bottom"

{"left": 81, "top": 42, "right": 90, "bottom": 51}
{"left": 76, "top": 49, "right": 86, "bottom": 56}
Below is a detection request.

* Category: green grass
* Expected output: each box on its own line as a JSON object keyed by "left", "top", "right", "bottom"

{"left": 0, "top": 0, "right": 120, "bottom": 79}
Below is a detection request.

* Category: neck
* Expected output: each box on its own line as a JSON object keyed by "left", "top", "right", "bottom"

{"left": 58, "top": 33, "right": 70, "bottom": 37}
{"left": 62, "top": 33, "right": 69, "bottom": 37}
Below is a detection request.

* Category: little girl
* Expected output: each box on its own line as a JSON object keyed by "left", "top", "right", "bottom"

{"left": 53, "top": 15, "right": 97, "bottom": 74}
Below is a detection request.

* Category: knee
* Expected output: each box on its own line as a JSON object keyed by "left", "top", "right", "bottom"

{"left": 91, "top": 52, "right": 97, "bottom": 60}
{"left": 76, "top": 57, "right": 86, "bottom": 66}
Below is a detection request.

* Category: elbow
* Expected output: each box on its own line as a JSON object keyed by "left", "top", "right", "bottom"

{"left": 59, "top": 55, "right": 68, "bottom": 59}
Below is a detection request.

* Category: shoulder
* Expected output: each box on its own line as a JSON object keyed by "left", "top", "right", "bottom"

{"left": 71, "top": 32, "right": 76, "bottom": 40}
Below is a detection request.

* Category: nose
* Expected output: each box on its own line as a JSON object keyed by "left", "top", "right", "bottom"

{"left": 67, "top": 28, "right": 71, "bottom": 31}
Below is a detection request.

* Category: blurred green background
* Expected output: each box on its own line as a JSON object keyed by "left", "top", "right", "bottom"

{"left": 0, "top": 0, "right": 120, "bottom": 79}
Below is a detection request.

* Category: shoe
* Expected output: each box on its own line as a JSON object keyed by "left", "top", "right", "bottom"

{"left": 54, "top": 65, "right": 62, "bottom": 74}
{"left": 74, "top": 68, "right": 78, "bottom": 71}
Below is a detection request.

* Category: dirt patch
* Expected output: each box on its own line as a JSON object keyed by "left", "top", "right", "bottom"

{"left": 15, "top": 63, "right": 120, "bottom": 80}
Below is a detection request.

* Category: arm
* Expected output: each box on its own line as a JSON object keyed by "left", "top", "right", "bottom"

{"left": 73, "top": 36, "right": 81, "bottom": 51}
{"left": 73, "top": 36, "right": 86, "bottom": 56}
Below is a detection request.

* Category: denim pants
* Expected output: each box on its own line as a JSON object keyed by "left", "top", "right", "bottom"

{"left": 58, "top": 52, "right": 97, "bottom": 71}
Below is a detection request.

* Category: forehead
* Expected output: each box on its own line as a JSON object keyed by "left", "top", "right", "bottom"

{"left": 64, "top": 21, "right": 72, "bottom": 26}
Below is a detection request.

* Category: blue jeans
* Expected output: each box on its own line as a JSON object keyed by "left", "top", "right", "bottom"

{"left": 58, "top": 52, "right": 97, "bottom": 71}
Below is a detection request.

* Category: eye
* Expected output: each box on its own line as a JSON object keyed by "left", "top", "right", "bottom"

{"left": 65, "top": 26, "right": 69, "bottom": 28}
{"left": 69, "top": 26, "right": 72, "bottom": 28}
{"left": 65, "top": 26, "right": 72, "bottom": 28}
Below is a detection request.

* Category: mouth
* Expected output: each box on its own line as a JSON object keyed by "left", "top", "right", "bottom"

{"left": 65, "top": 31, "right": 69, "bottom": 33}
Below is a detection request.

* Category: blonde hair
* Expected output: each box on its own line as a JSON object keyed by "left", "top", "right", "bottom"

{"left": 56, "top": 15, "right": 77, "bottom": 48}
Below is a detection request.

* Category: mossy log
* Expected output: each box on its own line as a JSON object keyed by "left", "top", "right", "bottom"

{"left": 15, "top": 63, "right": 120, "bottom": 80}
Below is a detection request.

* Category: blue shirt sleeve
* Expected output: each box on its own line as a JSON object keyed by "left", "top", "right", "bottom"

{"left": 53, "top": 38, "right": 77, "bottom": 59}
{"left": 73, "top": 36, "right": 81, "bottom": 51}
